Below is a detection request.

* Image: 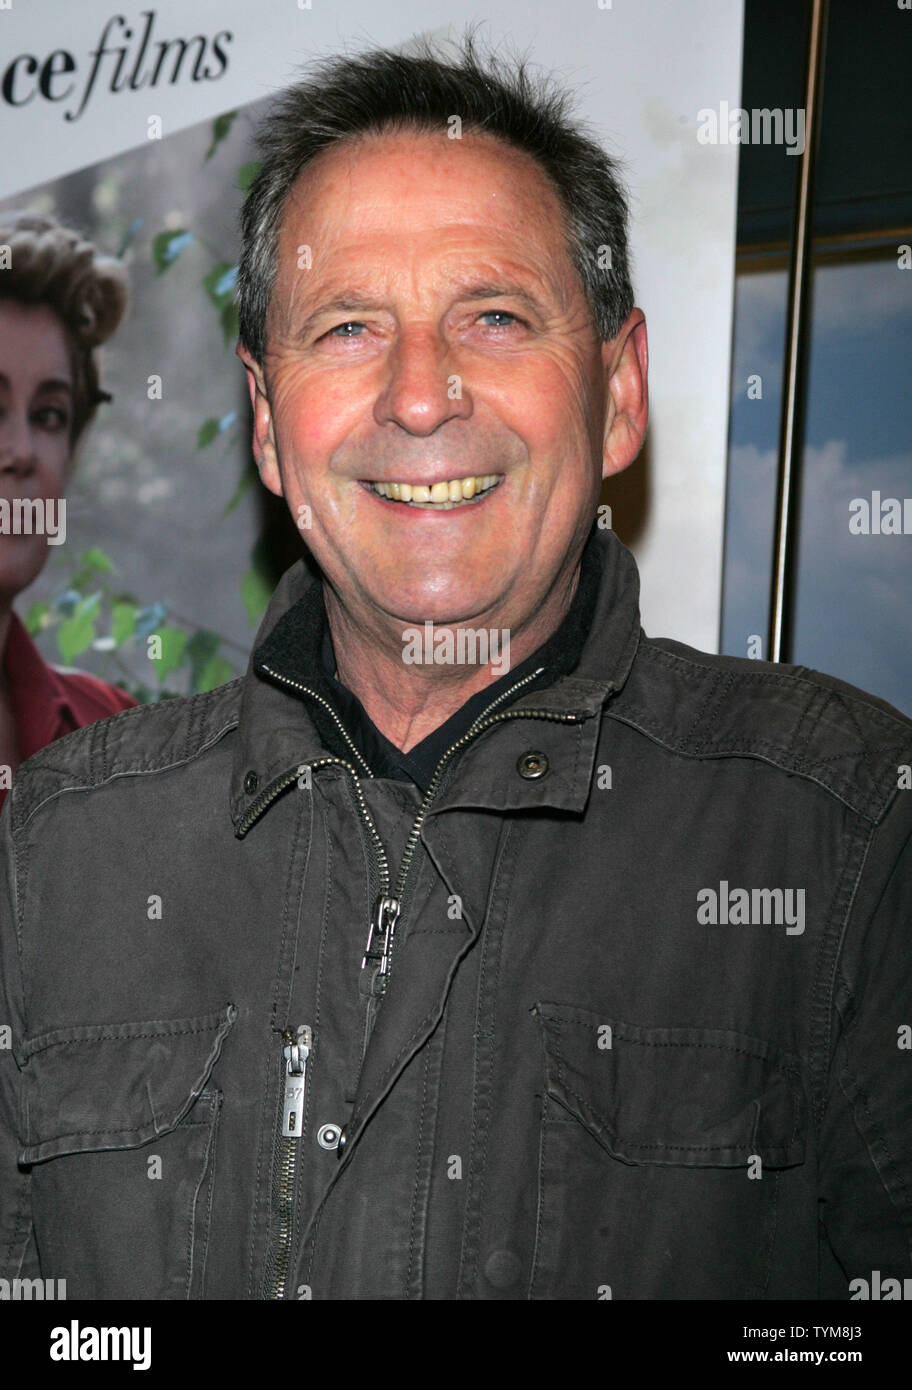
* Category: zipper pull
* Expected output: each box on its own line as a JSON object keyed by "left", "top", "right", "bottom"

{"left": 281, "top": 1025, "right": 311, "bottom": 1138}
{"left": 378, "top": 898, "right": 401, "bottom": 977}
{"left": 361, "top": 895, "right": 400, "bottom": 972}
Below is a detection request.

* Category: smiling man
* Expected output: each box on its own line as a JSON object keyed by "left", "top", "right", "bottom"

{"left": 238, "top": 117, "right": 645, "bottom": 753}
{"left": 1, "top": 38, "right": 910, "bottom": 1303}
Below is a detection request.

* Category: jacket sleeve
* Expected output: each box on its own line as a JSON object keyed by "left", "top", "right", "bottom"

{"left": 818, "top": 795, "right": 912, "bottom": 1295}
{"left": 0, "top": 795, "right": 40, "bottom": 1281}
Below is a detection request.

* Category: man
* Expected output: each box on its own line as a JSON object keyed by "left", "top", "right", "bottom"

{"left": 1, "top": 38, "right": 910, "bottom": 1301}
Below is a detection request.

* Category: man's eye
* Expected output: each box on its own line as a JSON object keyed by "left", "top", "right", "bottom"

{"left": 328, "top": 321, "right": 366, "bottom": 338}
{"left": 477, "top": 310, "right": 519, "bottom": 329}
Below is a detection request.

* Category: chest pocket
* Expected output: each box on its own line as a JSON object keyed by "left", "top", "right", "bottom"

{"left": 530, "top": 1003, "right": 808, "bottom": 1300}
{"left": 18, "top": 1005, "right": 236, "bottom": 1300}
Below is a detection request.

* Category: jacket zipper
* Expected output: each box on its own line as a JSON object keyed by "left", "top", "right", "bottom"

{"left": 265, "top": 1024, "right": 311, "bottom": 1301}
{"left": 253, "top": 665, "right": 584, "bottom": 1298}
{"left": 251, "top": 662, "right": 583, "bottom": 987}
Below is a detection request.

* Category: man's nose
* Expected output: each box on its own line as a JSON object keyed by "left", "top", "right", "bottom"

{"left": 373, "top": 327, "right": 472, "bottom": 434}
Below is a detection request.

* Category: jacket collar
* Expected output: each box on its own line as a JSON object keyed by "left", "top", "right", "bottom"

{"left": 229, "top": 527, "right": 642, "bottom": 832}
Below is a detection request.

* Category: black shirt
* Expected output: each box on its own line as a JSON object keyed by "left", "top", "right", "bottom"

{"left": 317, "top": 531, "right": 603, "bottom": 791}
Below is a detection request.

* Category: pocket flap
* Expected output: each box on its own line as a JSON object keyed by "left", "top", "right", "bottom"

{"left": 19, "top": 1004, "right": 237, "bottom": 1162}
{"left": 533, "top": 1003, "right": 806, "bottom": 1168}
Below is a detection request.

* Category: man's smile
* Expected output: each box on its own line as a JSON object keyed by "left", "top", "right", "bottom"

{"left": 361, "top": 474, "right": 502, "bottom": 510}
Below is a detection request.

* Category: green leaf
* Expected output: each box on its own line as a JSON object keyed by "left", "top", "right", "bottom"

{"left": 238, "top": 161, "right": 261, "bottom": 192}
{"left": 111, "top": 601, "right": 137, "bottom": 645}
{"left": 185, "top": 629, "right": 220, "bottom": 685}
{"left": 203, "top": 261, "right": 238, "bottom": 310}
{"left": 117, "top": 217, "right": 144, "bottom": 258}
{"left": 220, "top": 301, "right": 239, "bottom": 345}
{"left": 68, "top": 551, "right": 112, "bottom": 597}
{"left": 223, "top": 461, "right": 256, "bottom": 516}
{"left": 80, "top": 546, "right": 114, "bottom": 574}
{"left": 196, "top": 654, "right": 235, "bottom": 693}
{"left": 197, "top": 417, "right": 220, "bottom": 448}
{"left": 151, "top": 626, "right": 188, "bottom": 683}
{"left": 241, "top": 565, "right": 273, "bottom": 625}
{"left": 152, "top": 229, "right": 193, "bottom": 274}
{"left": 205, "top": 110, "right": 237, "bottom": 161}
{"left": 75, "top": 591, "right": 103, "bottom": 621}
{"left": 197, "top": 411, "right": 236, "bottom": 449}
{"left": 57, "top": 613, "right": 96, "bottom": 664}
{"left": 24, "top": 600, "right": 50, "bottom": 636}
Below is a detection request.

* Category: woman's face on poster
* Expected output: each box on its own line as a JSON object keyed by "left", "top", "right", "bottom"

{"left": 0, "top": 299, "right": 73, "bottom": 600}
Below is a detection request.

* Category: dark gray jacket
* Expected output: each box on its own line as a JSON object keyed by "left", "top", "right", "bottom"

{"left": 1, "top": 530, "right": 910, "bottom": 1299}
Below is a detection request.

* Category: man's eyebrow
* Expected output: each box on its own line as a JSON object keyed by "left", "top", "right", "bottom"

{"left": 293, "top": 282, "right": 551, "bottom": 339}
{"left": 455, "top": 282, "right": 550, "bottom": 317}
{"left": 294, "top": 295, "right": 384, "bottom": 340}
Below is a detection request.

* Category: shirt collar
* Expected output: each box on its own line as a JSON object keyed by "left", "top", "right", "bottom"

{"left": 313, "top": 531, "right": 605, "bottom": 790}
{"left": 230, "top": 526, "right": 641, "bottom": 828}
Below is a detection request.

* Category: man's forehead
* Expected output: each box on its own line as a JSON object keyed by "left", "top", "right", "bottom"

{"left": 278, "top": 126, "right": 566, "bottom": 243}
{"left": 270, "top": 129, "right": 577, "bottom": 318}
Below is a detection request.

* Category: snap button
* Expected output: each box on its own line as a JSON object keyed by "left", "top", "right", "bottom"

{"left": 336, "top": 1127, "right": 347, "bottom": 1157}
{"left": 243, "top": 771, "right": 258, "bottom": 794}
{"left": 484, "top": 1249, "right": 522, "bottom": 1289}
{"left": 317, "top": 1123, "right": 342, "bottom": 1150}
{"left": 517, "top": 750, "right": 549, "bottom": 780}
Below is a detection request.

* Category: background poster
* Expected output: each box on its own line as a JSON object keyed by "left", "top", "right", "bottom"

{"left": 1, "top": 0, "right": 743, "bottom": 696}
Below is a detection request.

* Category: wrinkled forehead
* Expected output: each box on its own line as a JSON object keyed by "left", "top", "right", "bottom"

{"left": 269, "top": 126, "right": 580, "bottom": 323}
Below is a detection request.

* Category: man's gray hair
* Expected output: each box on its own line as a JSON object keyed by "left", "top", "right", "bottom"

{"left": 237, "top": 32, "right": 634, "bottom": 362}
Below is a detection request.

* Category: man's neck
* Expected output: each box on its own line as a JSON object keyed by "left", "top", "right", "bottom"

{"left": 324, "top": 567, "right": 581, "bottom": 753}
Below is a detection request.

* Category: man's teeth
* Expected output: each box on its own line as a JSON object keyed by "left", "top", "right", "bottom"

{"left": 369, "top": 475, "right": 499, "bottom": 507}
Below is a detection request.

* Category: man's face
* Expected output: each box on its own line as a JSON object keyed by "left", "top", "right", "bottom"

{"left": 243, "top": 128, "right": 642, "bottom": 641}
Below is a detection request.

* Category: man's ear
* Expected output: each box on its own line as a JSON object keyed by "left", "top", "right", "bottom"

{"left": 236, "top": 341, "right": 283, "bottom": 498}
{"left": 600, "top": 309, "right": 649, "bottom": 480}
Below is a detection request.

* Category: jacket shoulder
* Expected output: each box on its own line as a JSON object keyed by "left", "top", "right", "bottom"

{"left": 7, "top": 678, "right": 243, "bottom": 831}
{"left": 611, "top": 635, "right": 912, "bottom": 822}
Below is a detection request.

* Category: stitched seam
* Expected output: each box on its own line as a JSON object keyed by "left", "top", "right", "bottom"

{"left": 811, "top": 821, "right": 875, "bottom": 1131}
{"left": 637, "top": 644, "right": 912, "bottom": 737}
{"left": 183, "top": 1093, "right": 219, "bottom": 1298}
{"left": 548, "top": 1018, "right": 802, "bottom": 1154}
{"left": 405, "top": 1045, "right": 431, "bottom": 1297}
{"left": 349, "top": 1010, "right": 438, "bottom": 1132}
{"left": 687, "top": 668, "right": 735, "bottom": 753}
{"left": 27, "top": 1114, "right": 212, "bottom": 1148}
{"left": 23, "top": 1019, "right": 225, "bottom": 1059}
{"left": 528, "top": 1092, "right": 551, "bottom": 1299}
{"left": 839, "top": 1063, "right": 912, "bottom": 1218}
{"left": 196, "top": 1093, "right": 221, "bottom": 1300}
{"left": 16, "top": 712, "right": 242, "bottom": 831}
{"left": 457, "top": 822, "right": 517, "bottom": 1294}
